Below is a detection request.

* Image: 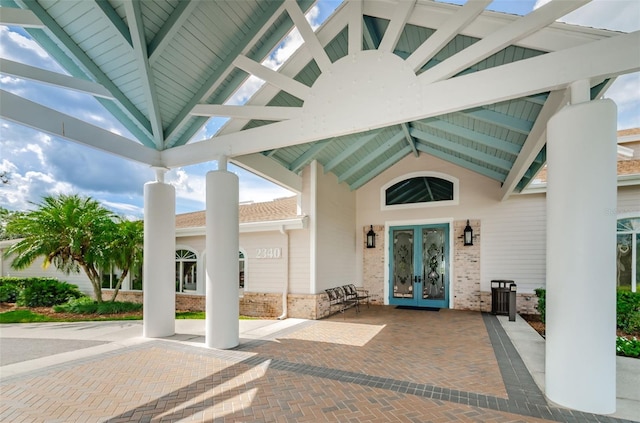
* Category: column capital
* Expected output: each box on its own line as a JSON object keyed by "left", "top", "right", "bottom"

{"left": 570, "top": 79, "right": 590, "bottom": 105}
{"left": 151, "top": 166, "right": 169, "bottom": 183}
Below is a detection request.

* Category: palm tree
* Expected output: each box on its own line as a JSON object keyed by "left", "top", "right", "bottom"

{"left": 105, "top": 218, "right": 143, "bottom": 302}
{"left": 5, "top": 194, "right": 117, "bottom": 302}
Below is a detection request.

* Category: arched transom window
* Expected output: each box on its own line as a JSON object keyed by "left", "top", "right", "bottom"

{"left": 176, "top": 249, "right": 197, "bottom": 292}
{"left": 382, "top": 172, "right": 458, "bottom": 209}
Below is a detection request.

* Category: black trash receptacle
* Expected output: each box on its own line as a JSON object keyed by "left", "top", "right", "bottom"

{"left": 491, "top": 280, "right": 513, "bottom": 315}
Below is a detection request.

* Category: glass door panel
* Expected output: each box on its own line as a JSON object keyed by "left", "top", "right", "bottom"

{"left": 389, "top": 224, "right": 449, "bottom": 308}
{"left": 392, "top": 229, "right": 415, "bottom": 299}
{"left": 421, "top": 227, "right": 447, "bottom": 307}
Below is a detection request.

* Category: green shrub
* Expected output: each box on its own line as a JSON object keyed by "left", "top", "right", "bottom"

{"left": 534, "top": 288, "right": 546, "bottom": 323}
{"left": 616, "top": 336, "right": 640, "bottom": 358}
{"left": 617, "top": 290, "right": 640, "bottom": 334}
{"left": 0, "top": 282, "right": 20, "bottom": 303}
{"left": 54, "top": 298, "right": 141, "bottom": 315}
{"left": 16, "top": 278, "right": 83, "bottom": 307}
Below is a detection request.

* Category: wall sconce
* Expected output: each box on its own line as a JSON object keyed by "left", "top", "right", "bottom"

{"left": 366, "top": 225, "right": 376, "bottom": 249}
{"left": 463, "top": 220, "right": 473, "bottom": 246}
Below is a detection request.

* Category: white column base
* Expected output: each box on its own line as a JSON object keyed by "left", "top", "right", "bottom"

{"left": 545, "top": 99, "right": 617, "bottom": 414}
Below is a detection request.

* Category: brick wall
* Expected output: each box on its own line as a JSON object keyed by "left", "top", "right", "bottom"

{"left": 453, "top": 219, "right": 482, "bottom": 311}
{"left": 102, "top": 289, "right": 326, "bottom": 320}
{"left": 362, "top": 224, "right": 385, "bottom": 304}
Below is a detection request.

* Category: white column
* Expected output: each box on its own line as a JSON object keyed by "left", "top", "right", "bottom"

{"left": 545, "top": 90, "right": 617, "bottom": 413}
{"left": 143, "top": 168, "right": 176, "bottom": 338}
{"left": 205, "top": 164, "right": 239, "bottom": 349}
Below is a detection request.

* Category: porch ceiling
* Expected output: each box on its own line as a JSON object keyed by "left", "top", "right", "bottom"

{"left": 1, "top": 0, "right": 638, "bottom": 199}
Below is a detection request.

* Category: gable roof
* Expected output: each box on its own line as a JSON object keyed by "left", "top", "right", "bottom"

{"left": 2, "top": 0, "right": 637, "bottom": 202}
{"left": 176, "top": 196, "right": 298, "bottom": 229}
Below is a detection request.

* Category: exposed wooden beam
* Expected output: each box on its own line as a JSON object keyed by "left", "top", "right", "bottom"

{"left": 18, "top": 0, "right": 155, "bottom": 145}
{"left": 338, "top": 132, "right": 405, "bottom": 183}
{"left": 290, "top": 140, "right": 332, "bottom": 173}
{"left": 123, "top": 0, "right": 164, "bottom": 148}
{"left": 162, "top": 31, "right": 639, "bottom": 167}
{"left": 94, "top": 0, "right": 132, "bottom": 48}
{"left": 233, "top": 54, "right": 311, "bottom": 101}
{"left": 323, "top": 131, "right": 379, "bottom": 173}
{"left": 231, "top": 153, "right": 302, "bottom": 193}
{"left": 419, "top": 0, "right": 590, "bottom": 84}
{"left": 148, "top": 0, "right": 199, "bottom": 64}
{"left": 347, "top": 0, "right": 363, "bottom": 55}
{"left": 0, "top": 7, "right": 43, "bottom": 27}
{"left": 406, "top": 0, "right": 491, "bottom": 72}
{"left": 163, "top": 1, "right": 288, "bottom": 146}
{"left": 350, "top": 146, "right": 412, "bottom": 190}
{"left": 0, "top": 58, "right": 114, "bottom": 99}
{"left": 457, "top": 108, "right": 533, "bottom": 136}
{"left": 377, "top": 0, "right": 416, "bottom": 53}
{"left": 285, "top": 0, "right": 332, "bottom": 73}
{"left": 422, "top": 120, "right": 521, "bottom": 155}
{"left": 0, "top": 89, "right": 161, "bottom": 165}
{"left": 401, "top": 123, "right": 419, "bottom": 157}
{"left": 415, "top": 143, "right": 505, "bottom": 182}
{"left": 411, "top": 129, "right": 513, "bottom": 172}
{"left": 500, "top": 90, "right": 568, "bottom": 200}
{"left": 190, "top": 104, "right": 302, "bottom": 121}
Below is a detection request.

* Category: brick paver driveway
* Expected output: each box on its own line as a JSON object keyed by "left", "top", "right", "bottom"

{"left": 0, "top": 307, "right": 632, "bottom": 422}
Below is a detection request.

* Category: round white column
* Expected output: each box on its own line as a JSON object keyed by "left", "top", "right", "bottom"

{"left": 205, "top": 169, "right": 240, "bottom": 349}
{"left": 545, "top": 99, "right": 617, "bottom": 413}
{"left": 143, "top": 178, "right": 176, "bottom": 338}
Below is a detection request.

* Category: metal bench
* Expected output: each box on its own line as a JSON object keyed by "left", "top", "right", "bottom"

{"left": 324, "top": 284, "right": 370, "bottom": 317}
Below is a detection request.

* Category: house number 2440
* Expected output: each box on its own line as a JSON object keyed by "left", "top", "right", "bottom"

{"left": 256, "top": 248, "right": 281, "bottom": 259}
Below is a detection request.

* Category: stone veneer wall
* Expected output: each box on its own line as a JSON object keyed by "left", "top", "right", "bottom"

{"left": 103, "top": 287, "right": 540, "bottom": 318}
{"left": 452, "top": 219, "right": 482, "bottom": 311}
{"left": 102, "top": 289, "right": 327, "bottom": 320}
{"left": 362, "top": 224, "right": 385, "bottom": 304}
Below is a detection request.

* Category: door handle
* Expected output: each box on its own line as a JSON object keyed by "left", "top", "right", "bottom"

{"left": 414, "top": 275, "right": 422, "bottom": 284}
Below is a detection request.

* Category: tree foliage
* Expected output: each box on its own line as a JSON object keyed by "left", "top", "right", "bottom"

{"left": 4, "top": 194, "right": 143, "bottom": 303}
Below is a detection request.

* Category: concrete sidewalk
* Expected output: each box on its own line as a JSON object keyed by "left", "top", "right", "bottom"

{"left": 497, "top": 314, "right": 640, "bottom": 422}
{"left": 1, "top": 309, "right": 638, "bottom": 422}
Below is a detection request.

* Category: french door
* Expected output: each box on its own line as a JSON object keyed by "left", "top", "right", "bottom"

{"left": 389, "top": 224, "right": 450, "bottom": 308}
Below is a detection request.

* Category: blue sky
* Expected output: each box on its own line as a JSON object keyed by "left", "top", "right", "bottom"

{"left": 1, "top": 0, "right": 638, "bottom": 218}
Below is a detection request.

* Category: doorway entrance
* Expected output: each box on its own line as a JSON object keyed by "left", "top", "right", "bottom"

{"left": 389, "top": 223, "right": 450, "bottom": 308}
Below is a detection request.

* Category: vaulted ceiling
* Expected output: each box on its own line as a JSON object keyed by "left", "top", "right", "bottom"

{"left": 1, "top": 0, "right": 638, "bottom": 199}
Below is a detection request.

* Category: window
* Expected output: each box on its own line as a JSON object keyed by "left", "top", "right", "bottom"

{"left": 617, "top": 217, "right": 639, "bottom": 292}
{"left": 176, "top": 249, "right": 197, "bottom": 292}
{"left": 101, "top": 266, "right": 122, "bottom": 289}
{"left": 239, "top": 250, "right": 245, "bottom": 289}
{"left": 381, "top": 172, "right": 459, "bottom": 210}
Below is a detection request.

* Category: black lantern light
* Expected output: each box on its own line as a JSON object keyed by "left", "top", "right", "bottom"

{"left": 366, "top": 225, "right": 376, "bottom": 249}
{"left": 463, "top": 220, "right": 473, "bottom": 246}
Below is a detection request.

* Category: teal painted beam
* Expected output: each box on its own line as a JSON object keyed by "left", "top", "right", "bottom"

{"left": 338, "top": 131, "right": 405, "bottom": 184}
{"left": 289, "top": 140, "right": 332, "bottom": 173}
{"left": 415, "top": 143, "right": 506, "bottom": 182}
{"left": 323, "top": 131, "right": 380, "bottom": 173}
{"left": 401, "top": 123, "right": 419, "bottom": 157}
{"left": 421, "top": 120, "right": 521, "bottom": 156}
{"left": 459, "top": 108, "right": 533, "bottom": 135}
{"left": 94, "top": 0, "right": 132, "bottom": 48}
{"left": 350, "top": 146, "right": 412, "bottom": 190}
{"left": 19, "top": 0, "right": 155, "bottom": 146}
{"left": 165, "top": 0, "right": 316, "bottom": 147}
{"left": 148, "top": 0, "right": 198, "bottom": 62}
{"left": 18, "top": 26, "right": 155, "bottom": 147}
{"left": 411, "top": 128, "right": 513, "bottom": 172}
